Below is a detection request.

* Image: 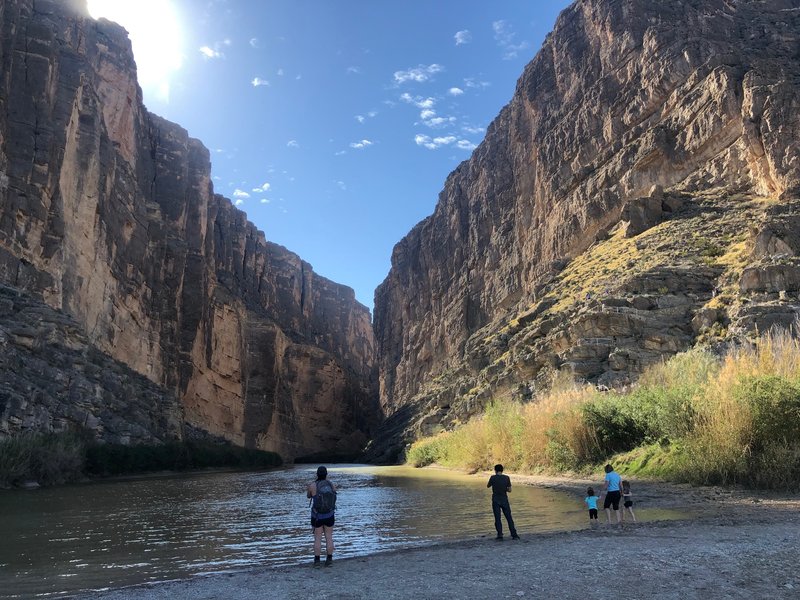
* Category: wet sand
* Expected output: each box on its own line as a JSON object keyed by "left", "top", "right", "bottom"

{"left": 76, "top": 473, "right": 800, "bottom": 599}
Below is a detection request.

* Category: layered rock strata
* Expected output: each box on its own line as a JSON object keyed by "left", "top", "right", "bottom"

{"left": 370, "top": 0, "right": 800, "bottom": 459}
{"left": 0, "top": 0, "right": 379, "bottom": 459}
{"left": 0, "top": 284, "right": 182, "bottom": 443}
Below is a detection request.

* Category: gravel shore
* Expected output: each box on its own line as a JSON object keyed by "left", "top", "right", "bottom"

{"left": 76, "top": 475, "right": 800, "bottom": 600}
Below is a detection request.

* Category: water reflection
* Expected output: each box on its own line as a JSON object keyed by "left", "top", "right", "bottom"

{"left": 0, "top": 466, "right": 686, "bottom": 598}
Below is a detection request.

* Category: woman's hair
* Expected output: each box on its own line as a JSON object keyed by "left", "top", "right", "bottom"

{"left": 622, "top": 480, "right": 630, "bottom": 492}
{"left": 604, "top": 464, "right": 613, "bottom": 473}
{"left": 587, "top": 487, "right": 595, "bottom": 496}
{"left": 316, "top": 466, "right": 328, "bottom": 480}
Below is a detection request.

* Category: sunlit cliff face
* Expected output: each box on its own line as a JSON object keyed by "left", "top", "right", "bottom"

{"left": 87, "top": 0, "right": 185, "bottom": 102}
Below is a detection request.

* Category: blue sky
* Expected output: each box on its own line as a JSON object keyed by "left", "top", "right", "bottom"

{"left": 87, "top": 0, "right": 573, "bottom": 311}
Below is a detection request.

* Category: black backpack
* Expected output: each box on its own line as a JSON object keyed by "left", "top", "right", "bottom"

{"left": 313, "top": 479, "right": 336, "bottom": 514}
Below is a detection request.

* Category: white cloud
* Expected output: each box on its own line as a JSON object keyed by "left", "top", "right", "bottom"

{"left": 349, "top": 139, "right": 373, "bottom": 149}
{"left": 462, "top": 125, "right": 485, "bottom": 134}
{"left": 287, "top": 140, "right": 299, "bottom": 148}
{"left": 493, "top": 20, "right": 530, "bottom": 60}
{"left": 448, "top": 87, "right": 464, "bottom": 96}
{"left": 347, "top": 66, "right": 362, "bottom": 74}
{"left": 425, "top": 116, "right": 456, "bottom": 128}
{"left": 368, "top": 110, "right": 378, "bottom": 118}
{"left": 260, "top": 198, "right": 270, "bottom": 204}
{"left": 394, "top": 63, "right": 444, "bottom": 84}
{"left": 199, "top": 46, "right": 223, "bottom": 59}
{"left": 400, "top": 93, "right": 435, "bottom": 109}
{"left": 249, "top": 37, "right": 260, "bottom": 48}
{"left": 277, "top": 68, "right": 284, "bottom": 76}
{"left": 235, "top": 199, "right": 245, "bottom": 206}
{"left": 414, "top": 134, "right": 474, "bottom": 150}
{"left": 233, "top": 189, "right": 250, "bottom": 199}
{"left": 223, "top": 39, "right": 232, "bottom": 46}
{"left": 251, "top": 77, "right": 269, "bottom": 87}
{"left": 335, "top": 150, "right": 347, "bottom": 156}
{"left": 464, "top": 77, "right": 490, "bottom": 89}
{"left": 420, "top": 109, "right": 436, "bottom": 120}
{"left": 454, "top": 30, "right": 472, "bottom": 45}
{"left": 336, "top": 181, "right": 347, "bottom": 191}
{"left": 355, "top": 115, "right": 365, "bottom": 123}
{"left": 296, "top": 74, "right": 302, "bottom": 80}
{"left": 252, "top": 182, "right": 271, "bottom": 193}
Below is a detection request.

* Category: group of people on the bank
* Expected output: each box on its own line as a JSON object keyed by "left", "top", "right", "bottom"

{"left": 487, "top": 463, "right": 635, "bottom": 541}
{"left": 305, "top": 462, "right": 635, "bottom": 566}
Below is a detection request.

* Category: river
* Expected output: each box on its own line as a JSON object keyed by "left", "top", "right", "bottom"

{"left": 0, "top": 465, "right": 683, "bottom": 598}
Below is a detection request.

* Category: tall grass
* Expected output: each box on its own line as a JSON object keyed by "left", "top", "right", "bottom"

{"left": 0, "top": 432, "right": 86, "bottom": 488}
{"left": 407, "top": 331, "right": 800, "bottom": 490}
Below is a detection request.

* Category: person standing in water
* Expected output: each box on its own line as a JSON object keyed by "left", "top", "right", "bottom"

{"left": 621, "top": 480, "right": 636, "bottom": 522}
{"left": 603, "top": 464, "right": 623, "bottom": 526}
{"left": 487, "top": 464, "right": 520, "bottom": 540}
{"left": 585, "top": 487, "right": 600, "bottom": 526}
{"left": 307, "top": 466, "right": 337, "bottom": 566}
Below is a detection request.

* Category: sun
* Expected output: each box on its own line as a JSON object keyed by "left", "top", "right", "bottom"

{"left": 87, "top": 0, "right": 185, "bottom": 103}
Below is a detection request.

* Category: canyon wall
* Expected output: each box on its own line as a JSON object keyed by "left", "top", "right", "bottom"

{"left": 371, "top": 0, "right": 800, "bottom": 459}
{"left": 0, "top": 0, "right": 380, "bottom": 459}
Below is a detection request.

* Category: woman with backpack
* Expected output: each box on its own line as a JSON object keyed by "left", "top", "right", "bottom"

{"left": 306, "top": 465, "right": 337, "bottom": 567}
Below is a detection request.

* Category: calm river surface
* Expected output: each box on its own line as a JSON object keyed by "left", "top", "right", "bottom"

{"left": 0, "top": 465, "right": 684, "bottom": 598}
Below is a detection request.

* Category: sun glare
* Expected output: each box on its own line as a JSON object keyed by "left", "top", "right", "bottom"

{"left": 87, "top": 0, "right": 185, "bottom": 103}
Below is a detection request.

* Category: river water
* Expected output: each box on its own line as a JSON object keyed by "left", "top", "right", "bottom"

{"left": 0, "top": 465, "right": 685, "bottom": 598}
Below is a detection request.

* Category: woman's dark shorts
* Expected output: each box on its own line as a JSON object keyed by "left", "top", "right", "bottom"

{"left": 604, "top": 490, "right": 621, "bottom": 510}
{"left": 589, "top": 509, "right": 598, "bottom": 519}
{"left": 624, "top": 500, "right": 633, "bottom": 508}
{"left": 311, "top": 515, "right": 335, "bottom": 528}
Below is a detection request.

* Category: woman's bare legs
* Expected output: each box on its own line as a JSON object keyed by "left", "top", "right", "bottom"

{"left": 313, "top": 526, "right": 323, "bottom": 557}
{"left": 323, "top": 525, "right": 334, "bottom": 564}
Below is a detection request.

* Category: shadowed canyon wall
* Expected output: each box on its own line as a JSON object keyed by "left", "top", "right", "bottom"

{"left": 0, "top": 0, "right": 380, "bottom": 460}
{"left": 371, "top": 0, "right": 800, "bottom": 459}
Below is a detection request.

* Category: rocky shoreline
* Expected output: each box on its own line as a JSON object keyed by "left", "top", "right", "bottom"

{"left": 76, "top": 474, "right": 800, "bottom": 599}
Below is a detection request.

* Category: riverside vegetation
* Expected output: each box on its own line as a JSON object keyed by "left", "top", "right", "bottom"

{"left": 0, "top": 434, "right": 282, "bottom": 489}
{"left": 407, "top": 330, "right": 800, "bottom": 490}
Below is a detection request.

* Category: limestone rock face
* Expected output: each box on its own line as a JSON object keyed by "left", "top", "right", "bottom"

{"left": 0, "top": 284, "right": 182, "bottom": 444}
{"left": 0, "top": 0, "right": 379, "bottom": 459}
{"left": 371, "top": 0, "right": 800, "bottom": 456}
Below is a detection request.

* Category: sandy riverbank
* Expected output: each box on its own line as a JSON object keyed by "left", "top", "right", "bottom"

{"left": 75, "top": 473, "right": 800, "bottom": 599}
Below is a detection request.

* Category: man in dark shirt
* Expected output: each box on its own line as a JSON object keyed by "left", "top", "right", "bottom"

{"left": 487, "top": 464, "right": 519, "bottom": 540}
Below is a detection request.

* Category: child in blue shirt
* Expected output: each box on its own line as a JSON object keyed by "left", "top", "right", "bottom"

{"left": 585, "top": 487, "right": 600, "bottom": 524}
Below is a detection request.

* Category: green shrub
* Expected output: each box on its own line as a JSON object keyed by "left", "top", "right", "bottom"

{"left": 0, "top": 432, "right": 85, "bottom": 488}
{"left": 0, "top": 432, "right": 282, "bottom": 487}
{"left": 406, "top": 436, "right": 447, "bottom": 467}
{"left": 734, "top": 375, "right": 800, "bottom": 448}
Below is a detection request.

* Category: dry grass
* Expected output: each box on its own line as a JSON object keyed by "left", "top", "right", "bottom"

{"left": 408, "top": 330, "right": 800, "bottom": 489}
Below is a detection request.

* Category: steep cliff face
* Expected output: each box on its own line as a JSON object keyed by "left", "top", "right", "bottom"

{"left": 372, "top": 0, "right": 800, "bottom": 458}
{"left": 0, "top": 0, "right": 379, "bottom": 459}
